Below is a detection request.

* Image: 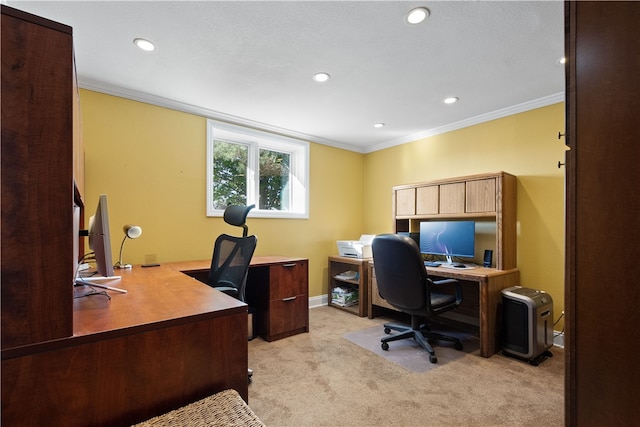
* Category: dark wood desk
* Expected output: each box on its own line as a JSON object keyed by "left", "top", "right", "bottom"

{"left": 369, "top": 263, "right": 520, "bottom": 357}
{"left": 181, "top": 256, "right": 310, "bottom": 342}
{"left": 2, "top": 256, "right": 304, "bottom": 427}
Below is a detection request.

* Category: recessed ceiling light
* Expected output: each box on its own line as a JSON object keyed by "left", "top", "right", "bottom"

{"left": 313, "top": 72, "right": 330, "bottom": 82}
{"left": 443, "top": 97, "right": 459, "bottom": 104}
{"left": 406, "top": 7, "right": 430, "bottom": 25}
{"left": 133, "top": 38, "right": 156, "bottom": 52}
{"left": 374, "top": 123, "right": 385, "bottom": 128}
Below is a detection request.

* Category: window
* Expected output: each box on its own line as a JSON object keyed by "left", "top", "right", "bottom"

{"left": 207, "top": 119, "right": 309, "bottom": 218}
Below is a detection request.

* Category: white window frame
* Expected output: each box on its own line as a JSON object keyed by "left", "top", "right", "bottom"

{"left": 206, "top": 119, "right": 309, "bottom": 219}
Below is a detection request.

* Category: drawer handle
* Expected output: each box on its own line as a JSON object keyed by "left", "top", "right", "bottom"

{"left": 282, "top": 296, "right": 297, "bottom": 302}
{"left": 282, "top": 263, "right": 296, "bottom": 268}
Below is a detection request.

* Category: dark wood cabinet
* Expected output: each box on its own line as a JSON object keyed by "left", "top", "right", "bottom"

{"left": 564, "top": 2, "right": 640, "bottom": 425}
{"left": 1, "top": 8, "right": 250, "bottom": 425}
{"left": 247, "top": 258, "right": 309, "bottom": 341}
{"left": 1, "top": 5, "right": 75, "bottom": 349}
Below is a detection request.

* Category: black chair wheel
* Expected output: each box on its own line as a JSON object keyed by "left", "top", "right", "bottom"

{"left": 454, "top": 342, "right": 463, "bottom": 351}
{"left": 429, "top": 354, "right": 437, "bottom": 363}
{"left": 381, "top": 342, "right": 389, "bottom": 351}
{"left": 384, "top": 327, "right": 391, "bottom": 334}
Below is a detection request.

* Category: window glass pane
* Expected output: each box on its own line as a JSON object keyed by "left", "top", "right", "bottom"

{"left": 259, "top": 149, "right": 290, "bottom": 211}
{"left": 207, "top": 118, "right": 308, "bottom": 218}
{"left": 212, "top": 140, "right": 248, "bottom": 209}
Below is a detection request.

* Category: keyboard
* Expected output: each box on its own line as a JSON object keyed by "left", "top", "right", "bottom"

{"left": 424, "top": 261, "right": 441, "bottom": 267}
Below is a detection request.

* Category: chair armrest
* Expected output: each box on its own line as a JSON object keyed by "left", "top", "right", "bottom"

{"left": 212, "top": 283, "right": 239, "bottom": 298}
{"left": 432, "top": 278, "right": 458, "bottom": 286}
{"left": 430, "top": 278, "right": 463, "bottom": 306}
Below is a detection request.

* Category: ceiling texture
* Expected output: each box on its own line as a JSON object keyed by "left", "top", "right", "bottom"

{"left": 7, "top": 1, "right": 565, "bottom": 153}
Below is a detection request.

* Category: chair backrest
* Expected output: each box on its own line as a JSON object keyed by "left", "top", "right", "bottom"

{"left": 207, "top": 204, "right": 257, "bottom": 301}
{"left": 208, "top": 233, "right": 257, "bottom": 302}
{"left": 371, "top": 234, "right": 428, "bottom": 312}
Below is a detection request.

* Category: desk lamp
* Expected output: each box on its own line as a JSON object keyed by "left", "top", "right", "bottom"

{"left": 114, "top": 224, "right": 142, "bottom": 269}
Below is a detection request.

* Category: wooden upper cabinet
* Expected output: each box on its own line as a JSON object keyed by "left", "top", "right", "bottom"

{"left": 392, "top": 172, "right": 516, "bottom": 270}
{"left": 439, "top": 182, "right": 466, "bottom": 214}
{"left": 395, "top": 188, "right": 416, "bottom": 216}
{"left": 466, "top": 178, "right": 496, "bottom": 213}
{"left": 416, "top": 185, "right": 439, "bottom": 215}
{"left": 396, "top": 175, "right": 502, "bottom": 218}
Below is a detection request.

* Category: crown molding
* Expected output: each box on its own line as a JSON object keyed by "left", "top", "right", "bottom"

{"left": 78, "top": 78, "right": 357, "bottom": 150}
{"left": 79, "top": 78, "right": 563, "bottom": 155}
{"left": 365, "top": 92, "right": 565, "bottom": 153}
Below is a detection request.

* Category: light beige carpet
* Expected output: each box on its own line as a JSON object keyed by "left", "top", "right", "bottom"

{"left": 248, "top": 306, "right": 564, "bottom": 426}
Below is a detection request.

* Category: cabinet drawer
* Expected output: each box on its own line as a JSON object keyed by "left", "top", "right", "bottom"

{"left": 270, "top": 261, "right": 308, "bottom": 300}
{"left": 370, "top": 271, "right": 398, "bottom": 312}
{"left": 269, "top": 294, "right": 308, "bottom": 337}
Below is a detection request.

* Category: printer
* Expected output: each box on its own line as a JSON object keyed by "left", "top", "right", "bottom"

{"left": 336, "top": 235, "right": 375, "bottom": 258}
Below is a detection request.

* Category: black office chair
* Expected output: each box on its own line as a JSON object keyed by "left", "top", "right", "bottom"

{"left": 208, "top": 204, "right": 257, "bottom": 383}
{"left": 207, "top": 204, "right": 257, "bottom": 303}
{"left": 372, "top": 234, "right": 464, "bottom": 363}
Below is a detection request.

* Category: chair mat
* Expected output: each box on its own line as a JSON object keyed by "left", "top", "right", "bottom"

{"left": 343, "top": 324, "right": 480, "bottom": 373}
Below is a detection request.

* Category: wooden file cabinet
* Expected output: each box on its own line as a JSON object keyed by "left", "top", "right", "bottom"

{"left": 247, "top": 258, "right": 309, "bottom": 342}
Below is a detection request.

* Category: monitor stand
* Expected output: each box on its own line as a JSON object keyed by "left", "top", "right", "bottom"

{"left": 439, "top": 255, "right": 455, "bottom": 267}
{"left": 75, "top": 276, "right": 127, "bottom": 294}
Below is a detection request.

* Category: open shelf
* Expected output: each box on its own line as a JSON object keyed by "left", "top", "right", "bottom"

{"left": 328, "top": 256, "right": 369, "bottom": 317}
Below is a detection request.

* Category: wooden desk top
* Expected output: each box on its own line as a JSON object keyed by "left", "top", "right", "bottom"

{"left": 176, "top": 255, "right": 307, "bottom": 272}
{"left": 2, "top": 255, "right": 306, "bottom": 360}
{"left": 73, "top": 256, "right": 306, "bottom": 338}
{"left": 368, "top": 258, "right": 518, "bottom": 282}
{"left": 425, "top": 266, "right": 519, "bottom": 282}
{"left": 73, "top": 262, "right": 243, "bottom": 338}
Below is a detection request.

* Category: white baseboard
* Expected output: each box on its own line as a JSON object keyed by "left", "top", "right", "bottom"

{"left": 553, "top": 331, "right": 564, "bottom": 348}
{"left": 309, "top": 294, "right": 328, "bottom": 309}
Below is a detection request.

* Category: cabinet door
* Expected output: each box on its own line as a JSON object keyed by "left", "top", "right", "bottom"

{"left": 416, "top": 185, "right": 439, "bottom": 215}
{"left": 466, "top": 178, "right": 496, "bottom": 213}
{"left": 395, "top": 188, "right": 416, "bottom": 216}
{"left": 1, "top": 7, "right": 74, "bottom": 348}
{"left": 439, "top": 182, "right": 465, "bottom": 214}
{"left": 270, "top": 261, "right": 308, "bottom": 300}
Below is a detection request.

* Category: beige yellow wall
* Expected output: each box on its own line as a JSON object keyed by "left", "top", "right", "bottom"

{"left": 363, "top": 103, "right": 566, "bottom": 325}
{"left": 80, "top": 89, "right": 364, "bottom": 299}
{"left": 81, "top": 89, "right": 566, "bottom": 326}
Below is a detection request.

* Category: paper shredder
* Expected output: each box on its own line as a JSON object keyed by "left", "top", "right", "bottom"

{"left": 502, "top": 286, "right": 553, "bottom": 364}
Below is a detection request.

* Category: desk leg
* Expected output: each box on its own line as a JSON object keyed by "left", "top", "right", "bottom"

{"left": 479, "top": 271, "right": 520, "bottom": 357}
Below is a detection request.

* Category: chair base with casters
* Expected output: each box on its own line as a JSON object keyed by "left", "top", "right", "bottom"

{"left": 381, "top": 315, "right": 463, "bottom": 364}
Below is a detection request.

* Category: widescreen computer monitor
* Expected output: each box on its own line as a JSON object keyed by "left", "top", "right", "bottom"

{"left": 87, "top": 194, "right": 115, "bottom": 279}
{"left": 419, "top": 220, "right": 475, "bottom": 264}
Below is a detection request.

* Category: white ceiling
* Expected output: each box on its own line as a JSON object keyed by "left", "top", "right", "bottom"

{"left": 7, "top": 1, "right": 565, "bottom": 153}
